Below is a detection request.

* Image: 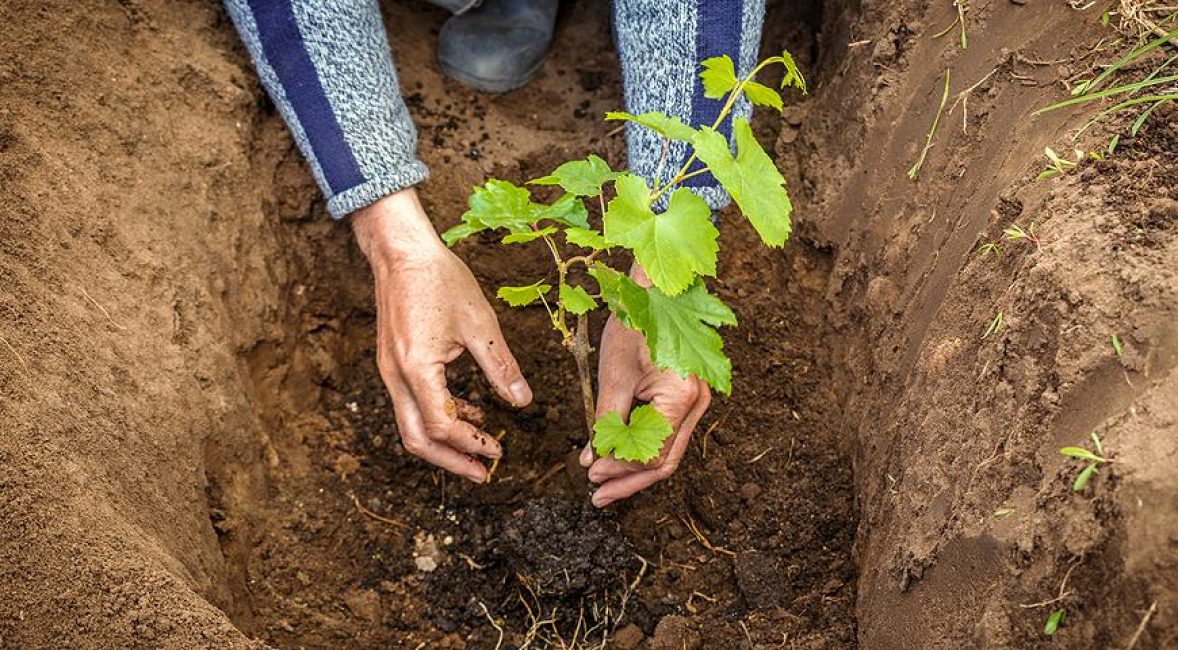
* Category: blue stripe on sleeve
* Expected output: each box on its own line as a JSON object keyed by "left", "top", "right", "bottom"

{"left": 246, "top": 0, "right": 366, "bottom": 194}
{"left": 684, "top": 0, "right": 743, "bottom": 188}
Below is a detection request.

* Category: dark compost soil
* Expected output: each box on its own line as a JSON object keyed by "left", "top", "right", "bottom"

{"left": 1, "top": 0, "right": 1175, "bottom": 649}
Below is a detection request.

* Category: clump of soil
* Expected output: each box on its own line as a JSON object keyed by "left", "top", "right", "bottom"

{"left": 496, "top": 497, "right": 635, "bottom": 599}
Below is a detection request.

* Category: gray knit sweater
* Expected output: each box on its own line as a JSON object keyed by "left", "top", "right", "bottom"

{"left": 225, "top": 0, "right": 764, "bottom": 219}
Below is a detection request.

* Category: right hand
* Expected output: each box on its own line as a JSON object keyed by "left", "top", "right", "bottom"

{"left": 351, "top": 188, "right": 533, "bottom": 483}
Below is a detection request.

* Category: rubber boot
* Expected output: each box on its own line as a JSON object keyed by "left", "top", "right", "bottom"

{"left": 424, "top": 0, "right": 482, "bottom": 15}
{"left": 437, "top": 0, "right": 560, "bottom": 93}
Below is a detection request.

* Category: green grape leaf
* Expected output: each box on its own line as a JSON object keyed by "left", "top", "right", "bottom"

{"left": 700, "top": 55, "right": 739, "bottom": 99}
{"left": 535, "top": 193, "right": 590, "bottom": 229}
{"left": 692, "top": 118, "right": 792, "bottom": 247}
{"left": 530, "top": 155, "right": 620, "bottom": 197}
{"left": 588, "top": 265, "right": 629, "bottom": 321}
{"left": 497, "top": 281, "right": 552, "bottom": 307}
{"left": 768, "top": 50, "right": 807, "bottom": 93}
{"left": 603, "top": 174, "right": 718, "bottom": 296}
{"left": 462, "top": 179, "right": 537, "bottom": 233}
{"left": 743, "top": 80, "right": 784, "bottom": 111}
{"left": 502, "top": 226, "right": 557, "bottom": 244}
{"left": 564, "top": 227, "right": 609, "bottom": 251}
{"left": 441, "top": 222, "right": 483, "bottom": 246}
{"left": 560, "top": 282, "right": 597, "bottom": 315}
{"left": 592, "top": 404, "right": 674, "bottom": 462}
{"left": 604, "top": 111, "right": 698, "bottom": 142}
{"left": 444, "top": 180, "right": 588, "bottom": 247}
{"left": 616, "top": 277, "right": 736, "bottom": 394}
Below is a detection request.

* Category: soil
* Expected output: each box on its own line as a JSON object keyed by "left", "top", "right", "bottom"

{"left": 1, "top": 0, "right": 1175, "bottom": 649}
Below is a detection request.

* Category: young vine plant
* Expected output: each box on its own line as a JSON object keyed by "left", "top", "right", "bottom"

{"left": 443, "top": 52, "right": 805, "bottom": 463}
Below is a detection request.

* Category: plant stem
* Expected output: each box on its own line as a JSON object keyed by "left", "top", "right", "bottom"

{"left": 568, "top": 313, "right": 597, "bottom": 437}
{"left": 541, "top": 231, "right": 595, "bottom": 436}
{"left": 649, "top": 59, "right": 776, "bottom": 203}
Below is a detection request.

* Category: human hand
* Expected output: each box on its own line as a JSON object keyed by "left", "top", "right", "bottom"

{"left": 578, "top": 265, "right": 711, "bottom": 507}
{"left": 352, "top": 188, "right": 533, "bottom": 483}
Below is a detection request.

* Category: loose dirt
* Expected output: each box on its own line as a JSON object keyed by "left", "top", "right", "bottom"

{"left": 1, "top": 0, "right": 1174, "bottom": 649}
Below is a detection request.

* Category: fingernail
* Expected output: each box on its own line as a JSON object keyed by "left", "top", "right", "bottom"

{"left": 509, "top": 379, "right": 532, "bottom": 406}
{"left": 579, "top": 444, "right": 593, "bottom": 467}
{"left": 592, "top": 495, "right": 612, "bottom": 508}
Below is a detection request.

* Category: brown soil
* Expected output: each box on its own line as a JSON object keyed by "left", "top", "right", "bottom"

{"left": 1, "top": 1, "right": 1174, "bottom": 649}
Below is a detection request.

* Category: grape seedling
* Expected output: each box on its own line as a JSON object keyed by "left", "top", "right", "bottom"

{"left": 1060, "top": 432, "right": 1110, "bottom": 492}
{"left": 444, "top": 52, "right": 805, "bottom": 462}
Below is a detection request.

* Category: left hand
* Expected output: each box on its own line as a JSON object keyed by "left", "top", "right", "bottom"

{"left": 578, "top": 266, "right": 711, "bottom": 508}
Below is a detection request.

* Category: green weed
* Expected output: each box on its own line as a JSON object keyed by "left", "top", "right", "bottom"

{"left": 1060, "top": 432, "right": 1109, "bottom": 492}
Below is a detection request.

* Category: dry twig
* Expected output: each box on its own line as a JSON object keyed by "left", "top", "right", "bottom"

{"left": 349, "top": 492, "right": 412, "bottom": 531}
{"left": 1124, "top": 600, "right": 1158, "bottom": 649}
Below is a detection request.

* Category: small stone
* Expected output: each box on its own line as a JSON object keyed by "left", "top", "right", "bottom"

{"left": 342, "top": 588, "right": 382, "bottom": 622}
{"left": 612, "top": 623, "right": 645, "bottom": 650}
{"left": 413, "top": 532, "right": 443, "bottom": 573}
{"left": 740, "top": 482, "right": 762, "bottom": 502}
{"left": 414, "top": 555, "right": 438, "bottom": 572}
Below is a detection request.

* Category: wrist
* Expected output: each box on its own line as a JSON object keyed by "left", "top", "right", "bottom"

{"left": 351, "top": 188, "right": 446, "bottom": 266}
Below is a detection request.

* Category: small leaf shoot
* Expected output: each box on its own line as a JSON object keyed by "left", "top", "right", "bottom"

{"left": 909, "top": 70, "right": 952, "bottom": 181}
{"left": 978, "top": 242, "right": 1004, "bottom": 258}
{"left": 1061, "top": 434, "right": 1109, "bottom": 492}
{"left": 497, "top": 281, "right": 552, "bottom": 307}
{"left": 1044, "top": 608, "right": 1066, "bottom": 635}
{"left": 983, "top": 310, "right": 1005, "bottom": 339}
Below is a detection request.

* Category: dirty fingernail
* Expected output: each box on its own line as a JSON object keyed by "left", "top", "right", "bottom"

{"left": 592, "top": 495, "right": 612, "bottom": 508}
{"left": 509, "top": 379, "right": 532, "bottom": 406}
{"left": 579, "top": 444, "right": 593, "bottom": 467}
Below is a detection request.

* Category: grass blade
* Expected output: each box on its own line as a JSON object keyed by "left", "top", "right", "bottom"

{"left": 1059, "top": 446, "right": 1102, "bottom": 462}
{"left": 1074, "top": 28, "right": 1178, "bottom": 96}
{"left": 1035, "top": 74, "right": 1178, "bottom": 115}
{"left": 1072, "top": 462, "right": 1098, "bottom": 491}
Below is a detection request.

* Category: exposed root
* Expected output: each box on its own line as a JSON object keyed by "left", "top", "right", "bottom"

{"left": 349, "top": 492, "right": 412, "bottom": 531}
{"left": 80, "top": 286, "right": 126, "bottom": 330}
{"left": 681, "top": 514, "right": 737, "bottom": 557}
{"left": 0, "top": 334, "right": 30, "bottom": 377}
{"left": 1124, "top": 600, "right": 1159, "bottom": 649}
{"left": 1116, "top": 1, "right": 1178, "bottom": 48}
{"left": 1020, "top": 556, "right": 1081, "bottom": 609}
{"left": 480, "top": 556, "right": 649, "bottom": 649}
{"left": 479, "top": 601, "right": 505, "bottom": 650}
{"left": 485, "top": 429, "right": 509, "bottom": 483}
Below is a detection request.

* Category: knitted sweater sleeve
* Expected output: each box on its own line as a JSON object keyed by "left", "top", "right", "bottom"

{"left": 613, "top": 0, "right": 766, "bottom": 212}
{"left": 224, "top": 0, "right": 428, "bottom": 219}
